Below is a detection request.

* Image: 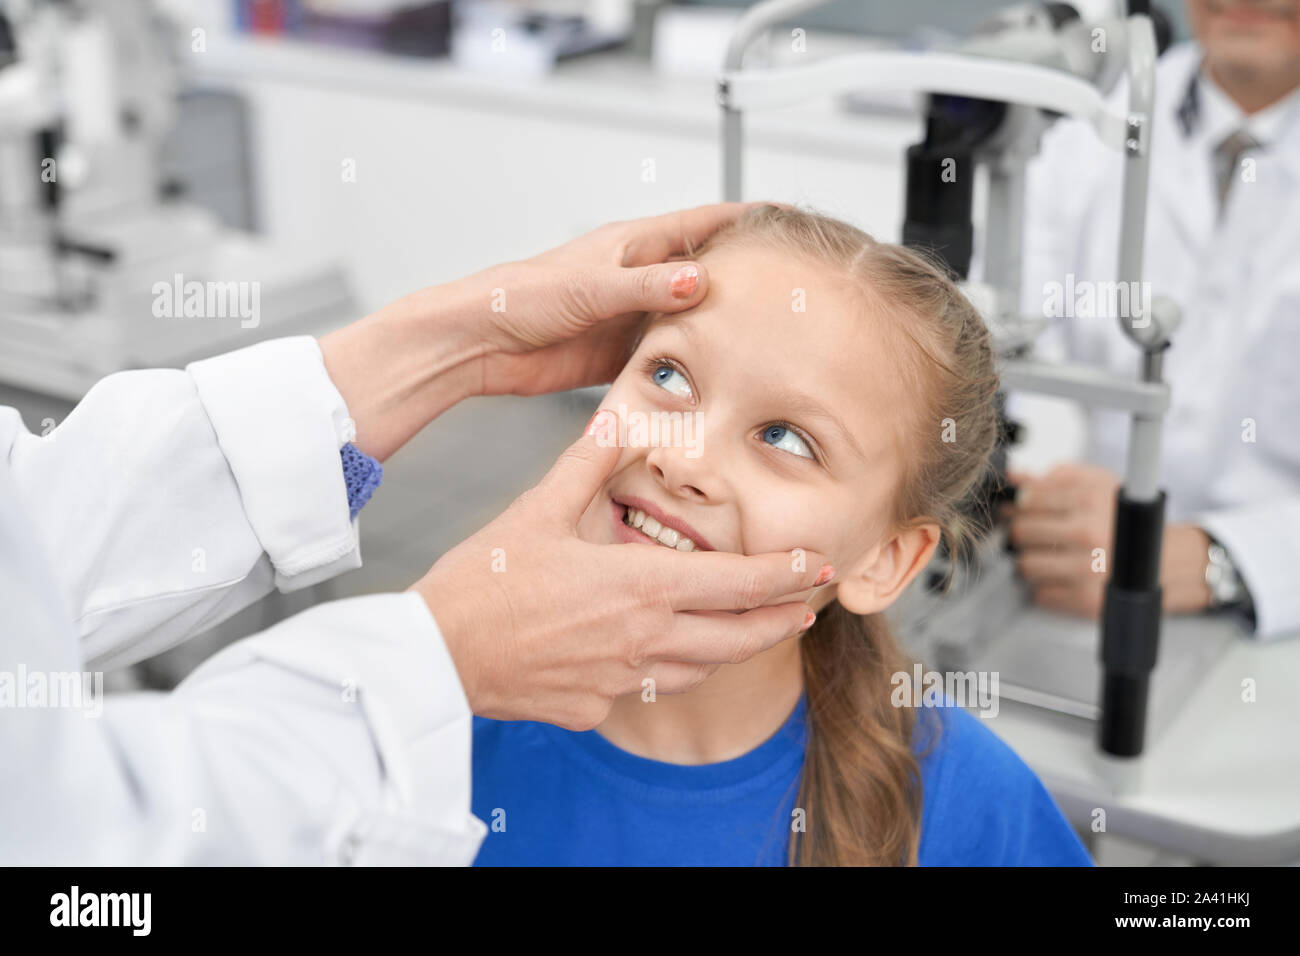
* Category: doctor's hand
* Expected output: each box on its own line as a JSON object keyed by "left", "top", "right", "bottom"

{"left": 321, "top": 203, "right": 753, "bottom": 461}
{"left": 410, "top": 410, "right": 832, "bottom": 731}
{"left": 1006, "top": 463, "right": 1213, "bottom": 618}
{"left": 462, "top": 203, "right": 756, "bottom": 397}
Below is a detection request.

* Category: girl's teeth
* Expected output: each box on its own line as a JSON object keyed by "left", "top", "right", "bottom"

{"left": 623, "top": 507, "right": 698, "bottom": 552}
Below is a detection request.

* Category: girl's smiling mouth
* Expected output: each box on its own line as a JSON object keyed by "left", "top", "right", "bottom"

{"left": 609, "top": 495, "right": 716, "bottom": 552}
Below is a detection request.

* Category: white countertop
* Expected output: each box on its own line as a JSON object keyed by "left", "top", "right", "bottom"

{"left": 983, "top": 616, "right": 1300, "bottom": 864}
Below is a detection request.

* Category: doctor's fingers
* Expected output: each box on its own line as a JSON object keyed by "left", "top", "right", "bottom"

{"left": 615, "top": 202, "right": 761, "bottom": 266}
{"left": 641, "top": 548, "right": 835, "bottom": 612}
{"left": 561, "top": 260, "right": 712, "bottom": 324}
{"left": 1019, "top": 463, "right": 1122, "bottom": 511}
{"left": 1017, "top": 547, "right": 1100, "bottom": 584}
{"left": 520, "top": 411, "right": 622, "bottom": 524}
{"left": 650, "top": 605, "right": 818, "bottom": 667}
{"left": 638, "top": 661, "right": 720, "bottom": 697}
{"left": 568, "top": 661, "right": 723, "bottom": 719}
{"left": 1007, "top": 512, "right": 1095, "bottom": 549}
{"left": 1032, "top": 581, "right": 1105, "bottom": 620}
{"left": 1011, "top": 477, "right": 1079, "bottom": 514}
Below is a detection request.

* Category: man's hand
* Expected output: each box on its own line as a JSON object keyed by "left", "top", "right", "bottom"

{"left": 1007, "top": 462, "right": 1213, "bottom": 618}
{"left": 411, "top": 410, "right": 833, "bottom": 731}
{"left": 321, "top": 203, "right": 753, "bottom": 461}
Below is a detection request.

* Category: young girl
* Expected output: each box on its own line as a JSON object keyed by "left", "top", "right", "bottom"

{"left": 470, "top": 205, "right": 1091, "bottom": 866}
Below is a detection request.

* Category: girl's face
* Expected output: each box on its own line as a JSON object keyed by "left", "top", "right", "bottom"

{"left": 576, "top": 241, "right": 940, "bottom": 615}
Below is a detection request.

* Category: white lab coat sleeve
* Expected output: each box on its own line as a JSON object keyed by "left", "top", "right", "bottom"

{"left": 1, "top": 565, "right": 486, "bottom": 865}
{"left": 4, "top": 336, "right": 362, "bottom": 670}
{"left": 1197, "top": 498, "right": 1300, "bottom": 640}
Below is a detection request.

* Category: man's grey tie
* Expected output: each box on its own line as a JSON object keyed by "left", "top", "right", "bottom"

{"left": 1214, "top": 129, "right": 1260, "bottom": 218}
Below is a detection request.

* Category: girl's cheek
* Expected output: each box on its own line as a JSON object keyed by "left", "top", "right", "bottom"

{"left": 737, "top": 489, "right": 844, "bottom": 562}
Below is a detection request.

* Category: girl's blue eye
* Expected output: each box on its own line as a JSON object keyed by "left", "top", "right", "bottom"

{"left": 650, "top": 363, "right": 692, "bottom": 399}
{"left": 762, "top": 424, "right": 813, "bottom": 459}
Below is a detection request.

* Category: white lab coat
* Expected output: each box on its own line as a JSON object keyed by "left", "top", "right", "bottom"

{"left": 1020, "top": 42, "right": 1300, "bottom": 639}
{"left": 0, "top": 336, "right": 487, "bottom": 864}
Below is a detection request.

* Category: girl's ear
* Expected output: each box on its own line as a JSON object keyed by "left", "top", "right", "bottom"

{"left": 836, "top": 523, "right": 942, "bottom": 616}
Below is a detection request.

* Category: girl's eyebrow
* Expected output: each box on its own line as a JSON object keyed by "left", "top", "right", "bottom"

{"left": 764, "top": 386, "right": 867, "bottom": 462}
{"left": 645, "top": 312, "right": 696, "bottom": 341}
{"left": 632, "top": 312, "right": 691, "bottom": 355}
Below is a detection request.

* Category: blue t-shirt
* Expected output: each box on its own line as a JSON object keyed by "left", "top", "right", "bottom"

{"left": 471, "top": 696, "right": 1093, "bottom": 866}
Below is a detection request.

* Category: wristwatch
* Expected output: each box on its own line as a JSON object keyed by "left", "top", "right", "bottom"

{"left": 1204, "top": 535, "right": 1249, "bottom": 610}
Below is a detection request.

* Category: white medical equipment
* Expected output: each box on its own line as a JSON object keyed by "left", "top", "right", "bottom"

{"left": 0, "top": 0, "right": 354, "bottom": 400}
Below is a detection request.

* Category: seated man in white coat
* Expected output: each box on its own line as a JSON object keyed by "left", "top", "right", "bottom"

{"left": 1010, "top": 0, "right": 1300, "bottom": 639}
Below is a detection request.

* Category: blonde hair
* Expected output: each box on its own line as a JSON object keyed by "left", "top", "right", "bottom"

{"left": 693, "top": 205, "right": 1000, "bottom": 866}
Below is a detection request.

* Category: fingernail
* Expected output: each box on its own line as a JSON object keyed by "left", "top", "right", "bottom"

{"left": 585, "top": 409, "right": 616, "bottom": 441}
{"left": 814, "top": 564, "right": 834, "bottom": 587}
{"left": 802, "top": 611, "right": 816, "bottom": 631}
{"left": 669, "top": 264, "right": 699, "bottom": 299}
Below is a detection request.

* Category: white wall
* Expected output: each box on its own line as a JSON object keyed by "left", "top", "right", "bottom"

{"left": 192, "top": 39, "right": 918, "bottom": 313}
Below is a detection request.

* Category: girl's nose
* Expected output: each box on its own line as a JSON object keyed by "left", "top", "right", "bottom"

{"left": 645, "top": 445, "right": 715, "bottom": 503}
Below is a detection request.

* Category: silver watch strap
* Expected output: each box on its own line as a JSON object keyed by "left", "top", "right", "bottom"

{"left": 1205, "top": 536, "right": 1246, "bottom": 608}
